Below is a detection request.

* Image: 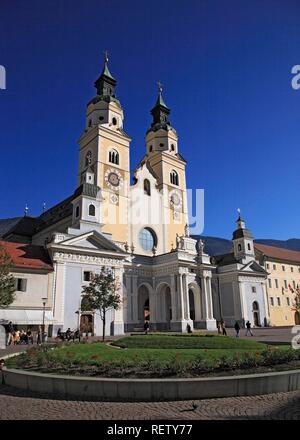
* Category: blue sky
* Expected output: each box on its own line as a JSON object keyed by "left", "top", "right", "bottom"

{"left": 0, "top": 0, "right": 300, "bottom": 240}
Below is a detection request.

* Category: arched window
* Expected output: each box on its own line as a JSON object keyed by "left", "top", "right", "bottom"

{"left": 170, "top": 170, "right": 179, "bottom": 186}
{"left": 144, "top": 179, "right": 151, "bottom": 196}
{"left": 238, "top": 244, "right": 242, "bottom": 251}
{"left": 248, "top": 243, "right": 251, "bottom": 251}
{"left": 89, "top": 204, "right": 95, "bottom": 216}
{"left": 75, "top": 206, "right": 80, "bottom": 218}
{"left": 112, "top": 117, "right": 117, "bottom": 126}
{"left": 85, "top": 151, "right": 92, "bottom": 167}
{"left": 109, "top": 149, "right": 119, "bottom": 165}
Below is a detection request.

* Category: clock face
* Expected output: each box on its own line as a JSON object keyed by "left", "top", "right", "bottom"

{"left": 105, "top": 168, "right": 123, "bottom": 191}
{"left": 108, "top": 172, "right": 120, "bottom": 187}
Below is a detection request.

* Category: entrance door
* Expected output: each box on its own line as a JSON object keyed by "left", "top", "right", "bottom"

{"left": 252, "top": 301, "right": 260, "bottom": 327}
{"left": 80, "top": 314, "right": 94, "bottom": 334}
{"left": 144, "top": 298, "right": 150, "bottom": 323}
{"left": 295, "top": 312, "right": 300, "bottom": 325}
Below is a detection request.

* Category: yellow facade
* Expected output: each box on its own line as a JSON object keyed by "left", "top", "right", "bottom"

{"left": 262, "top": 257, "right": 300, "bottom": 326}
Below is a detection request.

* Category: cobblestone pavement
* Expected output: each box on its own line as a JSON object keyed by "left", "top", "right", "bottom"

{"left": 0, "top": 386, "right": 299, "bottom": 420}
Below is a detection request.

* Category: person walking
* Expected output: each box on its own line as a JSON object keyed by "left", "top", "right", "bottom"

{"left": 7, "top": 321, "right": 14, "bottom": 346}
{"left": 144, "top": 321, "right": 149, "bottom": 334}
{"left": 221, "top": 320, "right": 227, "bottom": 336}
{"left": 245, "top": 320, "right": 253, "bottom": 336}
{"left": 217, "top": 321, "right": 222, "bottom": 334}
{"left": 234, "top": 321, "right": 240, "bottom": 337}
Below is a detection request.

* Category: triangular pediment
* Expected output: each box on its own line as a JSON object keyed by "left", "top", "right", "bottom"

{"left": 240, "top": 260, "right": 267, "bottom": 274}
{"left": 59, "top": 231, "right": 125, "bottom": 253}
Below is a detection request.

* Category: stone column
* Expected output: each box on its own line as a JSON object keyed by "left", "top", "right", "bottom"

{"left": 149, "top": 277, "right": 156, "bottom": 326}
{"left": 261, "top": 281, "right": 270, "bottom": 324}
{"left": 124, "top": 274, "right": 132, "bottom": 322}
{"left": 178, "top": 274, "right": 185, "bottom": 320}
{"left": 197, "top": 271, "right": 216, "bottom": 330}
{"left": 111, "top": 267, "right": 125, "bottom": 335}
{"left": 132, "top": 275, "right": 138, "bottom": 324}
{"left": 170, "top": 274, "right": 177, "bottom": 321}
{"left": 207, "top": 276, "right": 214, "bottom": 320}
{"left": 238, "top": 280, "right": 248, "bottom": 326}
{"left": 183, "top": 274, "right": 190, "bottom": 320}
{"left": 170, "top": 271, "right": 193, "bottom": 332}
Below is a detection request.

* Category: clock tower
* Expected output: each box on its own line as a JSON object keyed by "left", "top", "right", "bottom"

{"left": 77, "top": 54, "right": 131, "bottom": 244}
{"left": 144, "top": 84, "right": 189, "bottom": 251}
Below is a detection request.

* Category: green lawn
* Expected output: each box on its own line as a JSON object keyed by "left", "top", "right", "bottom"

{"left": 6, "top": 334, "right": 298, "bottom": 378}
{"left": 111, "top": 334, "right": 265, "bottom": 350}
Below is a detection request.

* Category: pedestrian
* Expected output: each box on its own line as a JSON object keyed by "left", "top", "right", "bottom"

{"left": 27, "top": 330, "right": 33, "bottom": 344}
{"left": 65, "top": 328, "right": 72, "bottom": 341}
{"left": 221, "top": 320, "right": 227, "bottom": 336}
{"left": 245, "top": 320, "right": 253, "bottom": 336}
{"left": 217, "top": 321, "right": 222, "bottom": 335}
{"left": 186, "top": 323, "right": 192, "bottom": 333}
{"left": 234, "top": 321, "right": 240, "bottom": 337}
{"left": 7, "top": 321, "right": 14, "bottom": 346}
{"left": 37, "top": 328, "right": 41, "bottom": 345}
{"left": 144, "top": 321, "right": 149, "bottom": 334}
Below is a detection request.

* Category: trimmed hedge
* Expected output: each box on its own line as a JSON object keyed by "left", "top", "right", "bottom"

{"left": 112, "top": 335, "right": 265, "bottom": 350}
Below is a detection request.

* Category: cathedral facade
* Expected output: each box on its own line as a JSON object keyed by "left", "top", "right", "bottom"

{"left": 0, "top": 58, "right": 270, "bottom": 336}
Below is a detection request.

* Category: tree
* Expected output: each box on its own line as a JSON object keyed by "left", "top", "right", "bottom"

{"left": 81, "top": 266, "right": 121, "bottom": 341}
{"left": 0, "top": 245, "right": 16, "bottom": 308}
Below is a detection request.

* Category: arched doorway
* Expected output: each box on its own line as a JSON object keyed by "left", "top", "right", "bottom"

{"left": 80, "top": 297, "right": 94, "bottom": 334}
{"left": 138, "top": 284, "right": 150, "bottom": 325}
{"left": 253, "top": 301, "right": 260, "bottom": 327}
{"left": 189, "top": 289, "right": 195, "bottom": 321}
{"left": 188, "top": 283, "right": 202, "bottom": 325}
{"left": 295, "top": 311, "right": 300, "bottom": 325}
{"left": 80, "top": 314, "right": 94, "bottom": 334}
{"left": 164, "top": 286, "right": 172, "bottom": 328}
{"left": 156, "top": 283, "right": 172, "bottom": 330}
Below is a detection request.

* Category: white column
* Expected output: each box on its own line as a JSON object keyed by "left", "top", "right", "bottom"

{"left": 170, "top": 275, "right": 177, "bottom": 321}
{"left": 238, "top": 280, "right": 248, "bottom": 323}
{"left": 206, "top": 276, "right": 214, "bottom": 320}
{"left": 201, "top": 276, "right": 209, "bottom": 320}
{"left": 132, "top": 275, "right": 138, "bottom": 323}
{"left": 125, "top": 274, "right": 132, "bottom": 322}
{"left": 149, "top": 278, "right": 156, "bottom": 323}
{"left": 178, "top": 274, "right": 185, "bottom": 320}
{"left": 261, "top": 281, "right": 270, "bottom": 321}
{"left": 183, "top": 275, "right": 190, "bottom": 320}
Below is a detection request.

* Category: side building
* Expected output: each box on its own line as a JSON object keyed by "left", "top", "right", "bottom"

{"left": 255, "top": 243, "right": 300, "bottom": 326}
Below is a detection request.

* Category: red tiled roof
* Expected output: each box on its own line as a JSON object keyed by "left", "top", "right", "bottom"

{"left": 255, "top": 243, "right": 300, "bottom": 264}
{"left": 0, "top": 241, "right": 53, "bottom": 271}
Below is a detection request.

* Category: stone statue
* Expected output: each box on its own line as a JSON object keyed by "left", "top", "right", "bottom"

{"left": 198, "top": 239, "right": 205, "bottom": 255}
{"left": 185, "top": 223, "right": 190, "bottom": 237}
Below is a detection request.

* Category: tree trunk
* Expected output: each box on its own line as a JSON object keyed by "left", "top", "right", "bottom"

{"left": 102, "top": 309, "right": 106, "bottom": 342}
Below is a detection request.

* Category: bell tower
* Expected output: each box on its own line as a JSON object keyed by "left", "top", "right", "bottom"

{"left": 144, "top": 83, "right": 189, "bottom": 251}
{"left": 77, "top": 53, "right": 131, "bottom": 244}
{"left": 232, "top": 209, "right": 255, "bottom": 263}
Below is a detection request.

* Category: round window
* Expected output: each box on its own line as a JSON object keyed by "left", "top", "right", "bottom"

{"left": 139, "top": 228, "right": 157, "bottom": 252}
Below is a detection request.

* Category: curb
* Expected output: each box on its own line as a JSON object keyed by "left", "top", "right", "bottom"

{"left": 1, "top": 367, "right": 300, "bottom": 401}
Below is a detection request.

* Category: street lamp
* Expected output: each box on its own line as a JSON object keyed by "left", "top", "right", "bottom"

{"left": 42, "top": 297, "right": 47, "bottom": 343}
